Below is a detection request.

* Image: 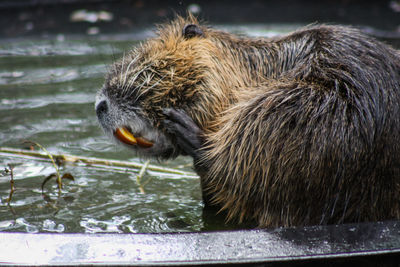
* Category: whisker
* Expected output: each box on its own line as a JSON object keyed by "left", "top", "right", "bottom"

{"left": 129, "top": 77, "right": 149, "bottom": 98}
{"left": 131, "top": 74, "right": 165, "bottom": 103}
{"left": 122, "top": 54, "right": 140, "bottom": 92}
{"left": 143, "top": 74, "right": 166, "bottom": 93}
{"left": 123, "top": 66, "right": 151, "bottom": 96}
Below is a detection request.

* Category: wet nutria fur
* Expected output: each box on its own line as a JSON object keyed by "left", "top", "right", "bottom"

{"left": 96, "top": 15, "right": 400, "bottom": 227}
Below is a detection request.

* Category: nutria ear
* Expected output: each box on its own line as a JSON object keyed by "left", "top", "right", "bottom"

{"left": 182, "top": 24, "right": 204, "bottom": 39}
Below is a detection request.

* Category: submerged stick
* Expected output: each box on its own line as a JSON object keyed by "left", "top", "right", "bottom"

{"left": 6, "top": 164, "right": 15, "bottom": 204}
{"left": 136, "top": 160, "right": 150, "bottom": 194}
{"left": 24, "top": 141, "right": 63, "bottom": 192}
{"left": 0, "top": 147, "right": 197, "bottom": 177}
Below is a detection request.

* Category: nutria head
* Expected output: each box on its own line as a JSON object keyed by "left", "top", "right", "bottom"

{"left": 95, "top": 16, "right": 252, "bottom": 159}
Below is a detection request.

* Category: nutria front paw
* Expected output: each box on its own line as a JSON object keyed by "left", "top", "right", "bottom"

{"left": 162, "top": 108, "right": 204, "bottom": 160}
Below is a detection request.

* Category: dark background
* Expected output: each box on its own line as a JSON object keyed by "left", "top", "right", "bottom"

{"left": 0, "top": 0, "right": 399, "bottom": 38}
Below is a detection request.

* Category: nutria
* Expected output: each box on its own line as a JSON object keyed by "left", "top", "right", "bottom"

{"left": 95, "top": 15, "right": 400, "bottom": 227}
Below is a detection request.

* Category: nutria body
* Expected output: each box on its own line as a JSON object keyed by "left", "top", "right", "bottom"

{"left": 96, "top": 16, "right": 400, "bottom": 227}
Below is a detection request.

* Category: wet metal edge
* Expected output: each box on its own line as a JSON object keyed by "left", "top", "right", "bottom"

{"left": 0, "top": 220, "right": 399, "bottom": 265}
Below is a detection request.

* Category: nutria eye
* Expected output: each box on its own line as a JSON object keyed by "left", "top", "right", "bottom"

{"left": 182, "top": 24, "right": 204, "bottom": 39}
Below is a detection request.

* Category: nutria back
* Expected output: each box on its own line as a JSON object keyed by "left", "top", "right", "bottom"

{"left": 96, "top": 16, "right": 400, "bottom": 227}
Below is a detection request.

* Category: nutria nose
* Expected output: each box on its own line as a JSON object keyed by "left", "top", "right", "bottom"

{"left": 96, "top": 100, "right": 108, "bottom": 118}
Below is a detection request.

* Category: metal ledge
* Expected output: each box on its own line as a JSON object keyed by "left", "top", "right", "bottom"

{"left": 0, "top": 220, "right": 399, "bottom": 266}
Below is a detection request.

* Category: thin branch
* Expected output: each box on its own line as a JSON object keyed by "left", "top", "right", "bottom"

{"left": 6, "top": 164, "right": 15, "bottom": 204}
{"left": 24, "top": 141, "right": 63, "bottom": 192}
{"left": 0, "top": 147, "right": 197, "bottom": 178}
{"left": 136, "top": 160, "right": 150, "bottom": 194}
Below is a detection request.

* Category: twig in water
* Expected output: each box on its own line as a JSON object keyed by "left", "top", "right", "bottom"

{"left": 5, "top": 164, "right": 15, "bottom": 204}
{"left": 0, "top": 147, "right": 198, "bottom": 178}
{"left": 23, "top": 141, "right": 63, "bottom": 192}
{"left": 41, "top": 173, "right": 75, "bottom": 194}
{"left": 136, "top": 160, "right": 150, "bottom": 194}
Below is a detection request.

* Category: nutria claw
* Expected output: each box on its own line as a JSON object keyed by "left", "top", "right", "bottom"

{"left": 162, "top": 108, "right": 204, "bottom": 160}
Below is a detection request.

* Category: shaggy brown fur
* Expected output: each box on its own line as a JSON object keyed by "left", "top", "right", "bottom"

{"left": 96, "top": 15, "right": 400, "bottom": 227}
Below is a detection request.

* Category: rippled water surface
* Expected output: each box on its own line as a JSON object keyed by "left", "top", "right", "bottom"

{"left": 0, "top": 30, "right": 200, "bottom": 233}
{"left": 11, "top": 22, "right": 387, "bottom": 233}
{"left": 0, "top": 24, "right": 298, "bottom": 233}
{"left": 2, "top": 22, "right": 399, "bottom": 233}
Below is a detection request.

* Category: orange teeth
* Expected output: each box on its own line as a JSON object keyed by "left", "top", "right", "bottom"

{"left": 114, "top": 127, "right": 153, "bottom": 148}
{"left": 136, "top": 136, "right": 154, "bottom": 148}
{"left": 115, "top": 127, "right": 137, "bottom": 145}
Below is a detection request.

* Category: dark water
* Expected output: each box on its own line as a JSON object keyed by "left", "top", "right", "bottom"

{"left": 0, "top": 24, "right": 303, "bottom": 233}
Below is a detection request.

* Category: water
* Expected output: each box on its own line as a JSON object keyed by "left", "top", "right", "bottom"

{"left": 0, "top": 29, "right": 208, "bottom": 233}
{"left": 0, "top": 24, "right": 295, "bottom": 233}
{"left": 1, "top": 23, "right": 398, "bottom": 234}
